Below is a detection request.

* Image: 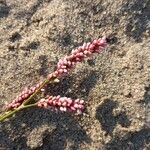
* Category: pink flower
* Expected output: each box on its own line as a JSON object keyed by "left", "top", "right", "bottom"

{"left": 37, "top": 95, "right": 85, "bottom": 114}
{"left": 48, "top": 37, "right": 107, "bottom": 80}
{"left": 6, "top": 81, "right": 43, "bottom": 110}
{"left": 5, "top": 36, "right": 107, "bottom": 113}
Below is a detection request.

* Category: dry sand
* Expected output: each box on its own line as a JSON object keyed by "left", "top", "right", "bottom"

{"left": 0, "top": 0, "right": 150, "bottom": 149}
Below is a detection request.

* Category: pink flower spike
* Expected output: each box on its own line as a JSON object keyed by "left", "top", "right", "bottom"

{"left": 5, "top": 81, "right": 44, "bottom": 110}
{"left": 47, "top": 37, "right": 107, "bottom": 80}
{"left": 37, "top": 95, "right": 85, "bottom": 114}
{"left": 5, "top": 36, "right": 107, "bottom": 113}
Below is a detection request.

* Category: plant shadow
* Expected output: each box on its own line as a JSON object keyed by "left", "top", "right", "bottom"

{"left": 0, "top": 108, "right": 91, "bottom": 150}
{"left": 45, "top": 69, "right": 100, "bottom": 100}
{"left": 0, "top": 1, "right": 10, "bottom": 18}
{"left": 0, "top": 69, "right": 100, "bottom": 149}
{"left": 96, "top": 96, "right": 150, "bottom": 150}
{"left": 96, "top": 99, "right": 131, "bottom": 136}
{"left": 137, "top": 86, "right": 150, "bottom": 128}
{"left": 105, "top": 128, "right": 150, "bottom": 150}
{"left": 121, "top": 0, "right": 150, "bottom": 42}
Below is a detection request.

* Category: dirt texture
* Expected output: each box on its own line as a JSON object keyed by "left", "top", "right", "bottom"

{"left": 0, "top": 0, "right": 150, "bottom": 149}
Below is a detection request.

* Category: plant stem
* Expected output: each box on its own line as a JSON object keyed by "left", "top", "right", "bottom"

{"left": 0, "top": 77, "right": 57, "bottom": 122}
{"left": 0, "top": 103, "right": 37, "bottom": 122}
{"left": 23, "top": 79, "right": 50, "bottom": 106}
{"left": 23, "top": 77, "right": 58, "bottom": 106}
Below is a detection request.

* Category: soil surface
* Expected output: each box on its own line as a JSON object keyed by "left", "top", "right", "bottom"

{"left": 0, "top": 0, "right": 150, "bottom": 149}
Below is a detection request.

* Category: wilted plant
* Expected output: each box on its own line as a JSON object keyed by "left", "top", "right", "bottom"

{"left": 0, "top": 36, "right": 107, "bottom": 122}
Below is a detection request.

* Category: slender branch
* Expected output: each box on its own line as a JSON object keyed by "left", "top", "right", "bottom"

{"left": 0, "top": 37, "right": 107, "bottom": 122}
{"left": 22, "top": 79, "right": 50, "bottom": 105}
{"left": 0, "top": 103, "right": 37, "bottom": 122}
{"left": 21, "top": 103, "right": 38, "bottom": 109}
{"left": 0, "top": 77, "right": 58, "bottom": 122}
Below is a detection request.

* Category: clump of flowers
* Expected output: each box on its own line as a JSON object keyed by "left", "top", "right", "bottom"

{"left": 0, "top": 36, "right": 107, "bottom": 122}
{"left": 6, "top": 82, "right": 43, "bottom": 110}
{"left": 38, "top": 96, "right": 85, "bottom": 114}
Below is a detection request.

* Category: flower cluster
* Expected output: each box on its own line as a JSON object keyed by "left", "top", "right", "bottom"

{"left": 6, "top": 82, "right": 43, "bottom": 110}
{"left": 48, "top": 37, "right": 107, "bottom": 80}
{"left": 5, "top": 37, "right": 107, "bottom": 112}
{"left": 37, "top": 95, "right": 85, "bottom": 114}
{"left": 1, "top": 36, "right": 107, "bottom": 122}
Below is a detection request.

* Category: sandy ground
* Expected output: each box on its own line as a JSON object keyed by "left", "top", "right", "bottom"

{"left": 0, "top": 0, "right": 150, "bottom": 149}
